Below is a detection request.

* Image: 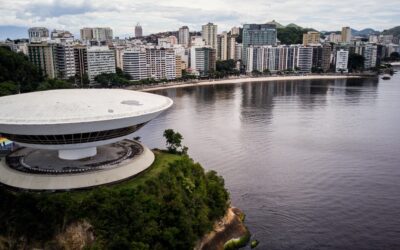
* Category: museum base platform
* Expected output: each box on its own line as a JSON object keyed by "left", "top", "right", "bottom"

{"left": 0, "top": 140, "right": 154, "bottom": 191}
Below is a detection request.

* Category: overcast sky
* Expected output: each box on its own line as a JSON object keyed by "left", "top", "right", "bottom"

{"left": 1, "top": 0, "right": 399, "bottom": 37}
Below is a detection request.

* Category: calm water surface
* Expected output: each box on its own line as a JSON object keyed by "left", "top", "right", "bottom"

{"left": 136, "top": 71, "right": 400, "bottom": 250}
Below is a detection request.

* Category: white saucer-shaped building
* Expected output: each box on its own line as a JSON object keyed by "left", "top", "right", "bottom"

{"left": 0, "top": 89, "right": 173, "bottom": 191}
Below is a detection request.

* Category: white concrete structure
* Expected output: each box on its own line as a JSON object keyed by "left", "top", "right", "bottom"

{"left": 336, "top": 49, "right": 349, "bottom": 73}
{"left": 0, "top": 140, "right": 154, "bottom": 190}
{"left": 87, "top": 46, "right": 116, "bottom": 82}
{"left": 0, "top": 89, "right": 173, "bottom": 160}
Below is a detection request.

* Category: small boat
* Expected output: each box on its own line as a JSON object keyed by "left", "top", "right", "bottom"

{"left": 382, "top": 75, "right": 391, "bottom": 80}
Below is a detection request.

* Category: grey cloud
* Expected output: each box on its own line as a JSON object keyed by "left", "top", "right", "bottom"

{"left": 16, "top": 1, "right": 117, "bottom": 20}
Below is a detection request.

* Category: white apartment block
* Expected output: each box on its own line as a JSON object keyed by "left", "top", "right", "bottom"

{"left": 246, "top": 45, "right": 302, "bottom": 73}
{"left": 147, "top": 49, "right": 176, "bottom": 80}
{"left": 123, "top": 48, "right": 177, "bottom": 81}
{"left": 123, "top": 49, "right": 148, "bottom": 80}
{"left": 335, "top": 49, "right": 349, "bottom": 73}
{"left": 55, "top": 43, "right": 76, "bottom": 79}
{"left": 87, "top": 46, "right": 116, "bottom": 83}
{"left": 363, "top": 44, "right": 377, "bottom": 69}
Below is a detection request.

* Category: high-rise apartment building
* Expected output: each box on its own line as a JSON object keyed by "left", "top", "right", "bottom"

{"left": 123, "top": 49, "right": 148, "bottom": 80}
{"left": 363, "top": 44, "right": 377, "bottom": 69}
{"left": 297, "top": 46, "right": 313, "bottom": 73}
{"left": 28, "top": 27, "right": 49, "bottom": 43}
{"left": 135, "top": 23, "right": 143, "bottom": 37}
{"left": 87, "top": 47, "right": 116, "bottom": 83}
{"left": 311, "top": 44, "right": 331, "bottom": 72}
{"left": 73, "top": 45, "right": 88, "bottom": 86}
{"left": 123, "top": 48, "right": 177, "bottom": 81}
{"left": 246, "top": 45, "right": 300, "bottom": 73}
{"left": 341, "top": 27, "right": 352, "bottom": 43}
{"left": 178, "top": 26, "right": 190, "bottom": 47}
{"left": 190, "top": 47, "right": 216, "bottom": 77}
{"left": 242, "top": 24, "right": 277, "bottom": 68}
{"left": 147, "top": 48, "right": 176, "bottom": 80}
{"left": 202, "top": 23, "right": 218, "bottom": 50}
{"left": 28, "top": 43, "right": 57, "bottom": 78}
{"left": 55, "top": 43, "right": 76, "bottom": 79}
{"left": 303, "top": 31, "right": 321, "bottom": 46}
{"left": 335, "top": 49, "right": 349, "bottom": 72}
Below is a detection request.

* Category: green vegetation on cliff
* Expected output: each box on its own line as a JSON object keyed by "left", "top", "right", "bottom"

{"left": 0, "top": 151, "right": 230, "bottom": 249}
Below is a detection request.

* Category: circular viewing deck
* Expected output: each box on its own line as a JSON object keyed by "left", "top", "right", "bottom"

{"left": 0, "top": 140, "right": 154, "bottom": 191}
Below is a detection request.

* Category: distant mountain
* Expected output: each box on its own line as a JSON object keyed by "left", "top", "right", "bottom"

{"left": 286, "top": 23, "right": 302, "bottom": 29}
{"left": 0, "top": 26, "right": 29, "bottom": 40}
{"left": 382, "top": 26, "right": 400, "bottom": 38}
{"left": 351, "top": 28, "right": 380, "bottom": 37}
{"left": 266, "top": 20, "right": 285, "bottom": 29}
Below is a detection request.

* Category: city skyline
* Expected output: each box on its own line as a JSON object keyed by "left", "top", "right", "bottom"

{"left": 0, "top": 0, "right": 399, "bottom": 40}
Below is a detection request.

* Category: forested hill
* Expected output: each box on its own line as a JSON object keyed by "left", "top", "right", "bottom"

{"left": 0, "top": 151, "right": 230, "bottom": 249}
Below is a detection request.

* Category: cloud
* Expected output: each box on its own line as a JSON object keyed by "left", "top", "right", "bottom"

{"left": 16, "top": 0, "right": 117, "bottom": 20}
{"left": 0, "top": 0, "right": 399, "bottom": 38}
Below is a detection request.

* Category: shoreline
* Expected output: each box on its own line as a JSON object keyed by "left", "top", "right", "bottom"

{"left": 195, "top": 206, "right": 249, "bottom": 250}
{"left": 127, "top": 75, "right": 364, "bottom": 92}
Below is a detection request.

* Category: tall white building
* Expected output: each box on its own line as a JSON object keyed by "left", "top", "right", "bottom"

{"left": 55, "top": 43, "right": 76, "bottom": 79}
{"left": 178, "top": 26, "right": 190, "bottom": 47}
{"left": 147, "top": 49, "right": 176, "bottom": 80}
{"left": 123, "top": 49, "right": 148, "bottom": 80}
{"left": 246, "top": 45, "right": 301, "bottom": 73}
{"left": 87, "top": 47, "right": 116, "bottom": 83}
{"left": 335, "top": 49, "right": 349, "bottom": 72}
{"left": 202, "top": 23, "right": 218, "bottom": 50}
{"left": 363, "top": 44, "right": 377, "bottom": 69}
{"left": 123, "top": 48, "right": 177, "bottom": 81}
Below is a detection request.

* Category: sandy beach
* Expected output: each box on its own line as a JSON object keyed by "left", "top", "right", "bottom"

{"left": 132, "top": 75, "right": 362, "bottom": 92}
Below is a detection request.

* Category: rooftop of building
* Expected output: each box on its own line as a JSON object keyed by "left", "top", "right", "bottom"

{"left": 0, "top": 89, "right": 173, "bottom": 125}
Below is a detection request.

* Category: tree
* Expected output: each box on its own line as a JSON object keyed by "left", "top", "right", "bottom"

{"left": 37, "top": 79, "right": 73, "bottom": 91}
{"left": 348, "top": 53, "right": 365, "bottom": 72}
{"left": 163, "top": 129, "right": 184, "bottom": 154}
{"left": 94, "top": 73, "right": 130, "bottom": 88}
{"left": 0, "top": 81, "right": 18, "bottom": 96}
{"left": 277, "top": 27, "right": 317, "bottom": 45}
{"left": 0, "top": 47, "right": 43, "bottom": 93}
{"left": 390, "top": 52, "right": 400, "bottom": 61}
{"left": 262, "top": 69, "right": 271, "bottom": 75}
{"left": 251, "top": 70, "right": 262, "bottom": 76}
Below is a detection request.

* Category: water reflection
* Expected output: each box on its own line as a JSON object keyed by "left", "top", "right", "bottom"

{"left": 136, "top": 75, "right": 400, "bottom": 250}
